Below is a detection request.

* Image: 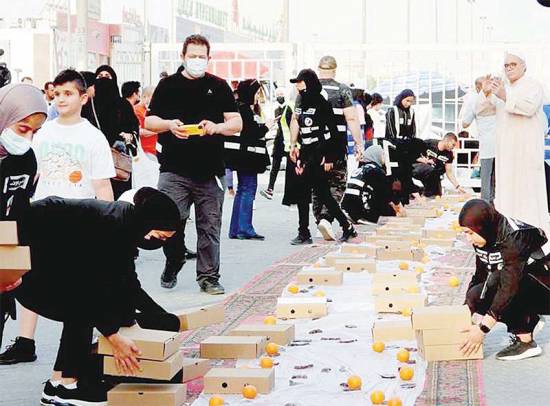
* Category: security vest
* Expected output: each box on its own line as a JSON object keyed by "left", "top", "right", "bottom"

{"left": 392, "top": 106, "right": 415, "bottom": 139}
{"left": 344, "top": 163, "right": 378, "bottom": 210}
{"left": 322, "top": 83, "right": 348, "bottom": 156}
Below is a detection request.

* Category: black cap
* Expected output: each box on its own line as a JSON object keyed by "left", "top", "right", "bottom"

{"left": 290, "top": 68, "right": 315, "bottom": 84}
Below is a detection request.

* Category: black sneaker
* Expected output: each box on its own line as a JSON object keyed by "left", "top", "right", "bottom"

{"left": 290, "top": 234, "right": 313, "bottom": 245}
{"left": 496, "top": 335, "right": 542, "bottom": 361}
{"left": 160, "top": 261, "right": 184, "bottom": 289}
{"left": 260, "top": 189, "right": 273, "bottom": 200}
{"left": 40, "top": 381, "right": 58, "bottom": 405}
{"left": 184, "top": 248, "right": 197, "bottom": 260}
{"left": 54, "top": 382, "right": 108, "bottom": 406}
{"left": 200, "top": 281, "right": 225, "bottom": 295}
{"left": 339, "top": 224, "right": 358, "bottom": 242}
{"left": 0, "top": 336, "right": 37, "bottom": 365}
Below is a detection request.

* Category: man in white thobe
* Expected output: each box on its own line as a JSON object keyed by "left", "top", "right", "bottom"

{"left": 488, "top": 51, "right": 549, "bottom": 235}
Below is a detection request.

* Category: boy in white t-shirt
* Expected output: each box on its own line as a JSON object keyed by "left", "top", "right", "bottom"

{"left": 33, "top": 69, "right": 115, "bottom": 201}
{"left": 0, "top": 70, "right": 116, "bottom": 384}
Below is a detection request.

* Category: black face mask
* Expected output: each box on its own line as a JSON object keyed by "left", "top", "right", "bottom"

{"left": 276, "top": 96, "right": 285, "bottom": 104}
{"left": 137, "top": 236, "right": 166, "bottom": 250}
{"left": 298, "top": 89, "right": 306, "bottom": 96}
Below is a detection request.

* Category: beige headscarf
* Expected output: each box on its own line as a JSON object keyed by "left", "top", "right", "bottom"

{"left": 0, "top": 84, "right": 48, "bottom": 132}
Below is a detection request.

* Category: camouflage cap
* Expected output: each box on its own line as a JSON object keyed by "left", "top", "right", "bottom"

{"left": 318, "top": 55, "right": 337, "bottom": 70}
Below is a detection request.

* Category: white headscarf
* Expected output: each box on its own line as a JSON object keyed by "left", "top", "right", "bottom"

{"left": 505, "top": 49, "right": 527, "bottom": 65}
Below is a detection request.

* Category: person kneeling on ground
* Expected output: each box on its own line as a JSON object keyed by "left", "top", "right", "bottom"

{"left": 0, "top": 187, "right": 181, "bottom": 406}
{"left": 341, "top": 145, "right": 404, "bottom": 224}
{"left": 459, "top": 199, "right": 550, "bottom": 361}
{"left": 412, "top": 132, "right": 466, "bottom": 197}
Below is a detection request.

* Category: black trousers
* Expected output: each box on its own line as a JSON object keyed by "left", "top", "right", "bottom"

{"left": 268, "top": 136, "right": 285, "bottom": 191}
{"left": 297, "top": 159, "right": 349, "bottom": 236}
{"left": 412, "top": 163, "right": 442, "bottom": 197}
{"left": 465, "top": 262, "right": 550, "bottom": 335}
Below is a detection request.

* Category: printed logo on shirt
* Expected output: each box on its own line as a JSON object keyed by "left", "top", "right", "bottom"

{"left": 304, "top": 108, "right": 317, "bottom": 115}
{"left": 304, "top": 117, "right": 313, "bottom": 127}
{"left": 207, "top": 89, "right": 213, "bottom": 95}
{"left": 474, "top": 247, "right": 504, "bottom": 268}
{"left": 36, "top": 142, "right": 86, "bottom": 188}
{"left": 3, "top": 174, "right": 30, "bottom": 194}
{"left": 426, "top": 149, "right": 449, "bottom": 163}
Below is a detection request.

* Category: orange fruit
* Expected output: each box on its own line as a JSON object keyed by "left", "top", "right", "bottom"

{"left": 265, "top": 342, "right": 279, "bottom": 356}
{"left": 435, "top": 195, "right": 441, "bottom": 200}
{"left": 263, "top": 315, "right": 277, "bottom": 325}
{"left": 414, "top": 266, "right": 424, "bottom": 274}
{"left": 422, "top": 256, "right": 430, "bottom": 264}
{"left": 209, "top": 396, "right": 224, "bottom": 406}
{"left": 387, "top": 397, "right": 403, "bottom": 406}
{"left": 372, "top": 341, "right": 385, "bottom": 353}
{"left": 396, "top": 348, "right": 410, "bottom": 363}
{"left": 399, "top": 365, "right": 414, "bottom": 381}
{"left": 242, "top": 384, "right": 257, "bottom": 399}
{"left": 449, "top": 276, "right": 460, "bottom": 287}
{"left": 399, "top": 262, "right": 409, "bottom": 271}
{"left": 370, "top": 390, "right": 385, "bottom": 404}
{"left": 401, "top": 307, "right": 412, "bottom": 317}
{"left": 347, "top": 375, "right": 362, "bottom": 390}
{"left": 313, "top": 262, "right": 321, "bottom": 268}
{"left": 259, "top": 357, "right": 273, "bottom": 368}
{"left": 407, "top": 285, "right": 420, "bottom": 293}
{"left": 288, "top": 284, "right": 300, "bottom": 294}
{"left": 313, "top": 290, "right": 326, "bottom": 297}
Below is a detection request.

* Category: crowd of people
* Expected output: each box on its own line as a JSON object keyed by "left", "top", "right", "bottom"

{"left": 0, "top": 34, "right": 549, "bottom": 405}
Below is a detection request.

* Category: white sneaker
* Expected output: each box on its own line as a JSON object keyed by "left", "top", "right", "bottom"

{"left": 533, "top": 316, "right": 545, "bottom": 338}
{"left": 317, "top": 219, "right": 336, "bottom": 241}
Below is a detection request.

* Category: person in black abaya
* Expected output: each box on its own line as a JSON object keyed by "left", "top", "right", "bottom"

{"left": 94, "top": 65, "right": 139, "bottom": 199}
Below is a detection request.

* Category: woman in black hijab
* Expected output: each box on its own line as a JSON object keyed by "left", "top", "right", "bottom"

{"left": 94, "top": 65, "right": 139, "bottom": 199}
{"left": 287, "top": 69, "right": 357, "bottom": 244}
{"left": 459, "top": 199, "right": 550, "bottom": 361}
{"left": 227, "top": 79, "right": 270, "bottom": 240}
{"left": 3, "top": 188, "right": 180, "bottom": 405}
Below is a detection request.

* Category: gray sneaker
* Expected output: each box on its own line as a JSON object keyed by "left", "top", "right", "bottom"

{"left": 495, "top": 335, "right": 542, "bottom": 361}
{"left": 200, "top": 281, "right": 225, "bottom": 295}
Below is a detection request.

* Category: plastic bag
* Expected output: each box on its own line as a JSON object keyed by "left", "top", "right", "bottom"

{"left": 131, "top": 141, "right": 159, "bottom": 189}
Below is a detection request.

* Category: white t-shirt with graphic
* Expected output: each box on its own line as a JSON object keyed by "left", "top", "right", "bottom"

{"left": 32, "top": 119, "right": 116, "bottom": 200}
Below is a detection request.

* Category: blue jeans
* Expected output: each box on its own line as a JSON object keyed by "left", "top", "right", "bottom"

{"left": 229, "top": 172, "right": 258, "bottom": 238}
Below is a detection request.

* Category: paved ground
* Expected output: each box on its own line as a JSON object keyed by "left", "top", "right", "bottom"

{"left": 1, "top": 172, "right": 549, "bottom": 405}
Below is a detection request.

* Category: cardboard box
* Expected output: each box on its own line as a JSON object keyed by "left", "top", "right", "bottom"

{"left": 376, "top": 239, "right": 414, "bottom": 250}
{"left": 296, "top": 269, "right": 343, "bottom": 285}
{"left": 411, "top": 305, "right": 472, "bottom": 330}
{"left": 323, "top": 252, "right": 368, "bottom": 267}
{"left": 417, "top": 329, "right": 469, "bottom": 346}
{"left": 372, "top": 271, "right": 418, "bottom": 284}
{"left": 200, "top": 336, "right": 267, "bottom": 359}
{"left": 334, "top": 258, "right": 376, "bottom": 273}
{"left": 340, "top": 243, "right": 377, "bottom": 256}
{"left": 203, "top": 368, "right": 275, "bottom": 394}
{"left": 377, "top": 216, "right": 415, "bottom": 225}
{"left": 374, "top": 293, "right": 427, "bottom": 313}
{"left": 276, "top": 297, "right": 328, "bottom": 319}
{"left": 376, "top": 228, "right": 423, "bottom": 238}
{"left": 372, "top": 319, "right": 415, "bottom": 341}
{"left": 104, "top": 352, "right": 184, "bottom": 380}
{"left": 364, "top": 234, "right": 420, "bottom": 245}
{"left": 107, "top": 384, "right": 186, "bottom": 406}
{"left": 176, "top": 303, "right": 225, "bottom": 331}
{"left": 371, "top": 281, "right": 420, "bottom": 295}
{"left": 417, "top": 339, "right": 483, "bottom": 361}
{"left": 405, "top": 207, "right": 441, "bottom": 218}
{"left": 408, "top": 216, "right": 429, "bottom": 226}
{"left": 0, "top": 221, "right": 18, "bottom": 245}
{"left": 182, "top": 358, "right": 211, "bottom": 382}
{"left": 0, "top": 246, "right": 31, "bottom": 285}
{"left": 376, "top": 247, "right": 425, "bottom": 262}
{"left": 419, "top": 238, "right": 455, "bottom": 248}
{"left": 378, "top": 223, "right": 423, "bottom": 232}
{"left": 98, "top": 326, "right": 182, "bottom": 361}
{"left": 229, "top": 324, "right": 295, "bottom": 345}
{"left": 423, "top": 229, "right": 458, "bottom": 239}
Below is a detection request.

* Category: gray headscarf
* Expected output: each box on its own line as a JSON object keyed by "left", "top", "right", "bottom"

{"left": 0, "top": 84, "right": 48, "bottom": 132}
{"left": 363, "top": 144, "right": 384, "bottom": 167}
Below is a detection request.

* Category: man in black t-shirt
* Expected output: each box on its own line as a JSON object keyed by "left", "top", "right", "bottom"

{"left": 145, "top": 35, "right": 242, "bottom": 295}
{"left": 412, "top": 132, "right": 466, "bottom": 197}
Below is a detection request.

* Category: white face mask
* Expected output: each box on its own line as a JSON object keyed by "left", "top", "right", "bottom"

{"left": 0, "top": 128, "right": 32, "bottom": 156}
{"left": 184, "top": 57, "right": 208, "bottom": 79}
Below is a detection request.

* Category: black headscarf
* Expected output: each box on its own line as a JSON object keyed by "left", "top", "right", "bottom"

{"left": 294, "top": 69, "right": 323, "bottom": 107}
{"left": 236, "top": 79, "right": 261, "bottom": 106}
{"left": 393, "top": 89, "right": 415, "bottom": 109}
{"left": 459, "top": 199, "right": 503, "bottom": 246}
{"left": 95, "top": 65, "right": 118, "bottom": 85}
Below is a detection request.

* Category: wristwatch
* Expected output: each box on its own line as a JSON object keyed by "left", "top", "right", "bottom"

{"left": 478, "top": 323, "right": 491, "bottom": 334}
